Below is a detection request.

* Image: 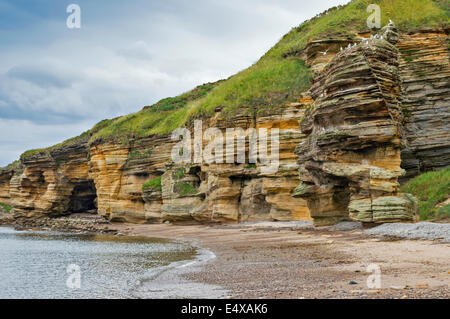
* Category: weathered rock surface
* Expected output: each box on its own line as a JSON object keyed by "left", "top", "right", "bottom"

{"left": 0, "top": 212, "right": 115, "bottom": 234}
{"left": 398, "top": 27, "right": 450, "bottom": 179}
{"left": 2, "top": 140, "right": 92, "bottom": 218}
{"left": 149, "top": 102, "right": 312, "bottom": 223}
{"left": 294, "top": 23, "right": 421, "bottom": 225}
{"left": 0, "top": 24, "right": 448, "bottom": 227}
{"left": 0, "top": 103, "right": 311, "bottom": 224}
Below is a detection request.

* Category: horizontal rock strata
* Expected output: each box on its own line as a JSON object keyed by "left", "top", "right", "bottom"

{"left": 0, "top": 24, "right": 448, "bottom": 226}
{"left": 0, "top": 104, "right": 311, "bottom": 224}
{"left": 294, "top": 23, "right": 420, "bottom": 225}
{"left": 397, "top": 27, "right": 450, "bottom": 180}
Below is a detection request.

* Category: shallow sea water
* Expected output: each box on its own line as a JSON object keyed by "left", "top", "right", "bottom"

{"left": 0, "top": 226, "right": 218, "bottom": 298}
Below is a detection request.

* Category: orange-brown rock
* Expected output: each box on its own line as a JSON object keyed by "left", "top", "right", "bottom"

{"left": 1, "top": 23, "right": 448, "bottom": 227}
{"left": 0, "top": 103, "right": 311, "bottom": 224}
{"left": 294, "top": 23, "right": 420, "bottom": 225}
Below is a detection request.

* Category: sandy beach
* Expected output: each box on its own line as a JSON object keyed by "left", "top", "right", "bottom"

{"left": 114, "top": 221, "right": 450, "bottom": 299}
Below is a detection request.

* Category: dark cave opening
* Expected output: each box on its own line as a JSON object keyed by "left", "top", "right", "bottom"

{"left": 68, "top": 180, "right": 97, "bottom": 214}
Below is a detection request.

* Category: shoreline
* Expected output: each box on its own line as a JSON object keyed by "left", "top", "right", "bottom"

{"left": 0, "top": 223, "right": 228, "bottom": 299}
{"left": 0, "top": 213, "right": 118, "bottom": 234}
{"left": 129, "top": 243, "right": 229, "bottom": 299}
{"left": 115, "top": 221, "right": 450, "bottom": 299}
{"left": 1, "top": 216, "right": 449, "bottom": 299}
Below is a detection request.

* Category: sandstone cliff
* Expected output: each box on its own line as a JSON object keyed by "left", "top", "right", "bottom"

{"left": 294, "top": 23, "right": 416, "bottom": 225}
{"left": 0, "top": 103, "right": 311, "bottom": 224}
{"left": 0, "top": 1, "right": 448, "bottom": 226}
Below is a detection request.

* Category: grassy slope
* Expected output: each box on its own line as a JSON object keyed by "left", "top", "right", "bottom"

{"left": 91, "top": 81, "right": 222, "bottom": 142}
{"left": 400, "top": 167, "right": 450, "bottom": 220}
{"left": 18, "top": 0, "right": 449, "bottom": 160}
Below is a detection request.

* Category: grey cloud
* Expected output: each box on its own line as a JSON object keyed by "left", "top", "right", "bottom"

{"left": 0, "top": 102, "right": 85, "bottom": 124}
{"left": 7, "top": 65, "right": 73, "bottom": 88}
{"left": 117, "top": 41, "right": 154, "bottom": 61}
{"left": 0, "top": 118, "right": 97, "bottom": 166}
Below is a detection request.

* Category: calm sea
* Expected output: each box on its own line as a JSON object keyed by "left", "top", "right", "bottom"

{"left": 0, "top": 226, "right": 205, "bottom": 298}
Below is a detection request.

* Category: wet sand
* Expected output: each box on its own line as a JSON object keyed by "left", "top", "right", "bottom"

{"left": 115, "top": 222, "right": 450, "bottom": 299}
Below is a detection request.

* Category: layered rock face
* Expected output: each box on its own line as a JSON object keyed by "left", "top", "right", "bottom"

{"left": 398, "top": 27, "right": 450, "bottom": 179}
{"left": 156, "top": 103, "right": 311, "bottom": 223}
{"left": 0, "top": 104, "right": 311, "bottom": 223}
{"left": 294, "top": 24, "right": 420, "bottom": 225}
{"left": 0, "top": 24, "right": 448, "bottom": 226}
{"left": 88, "top": 138, "right": 172, "bottom": 223}
{"left": 0, "top": 141, "right": 92, "bottom": 217}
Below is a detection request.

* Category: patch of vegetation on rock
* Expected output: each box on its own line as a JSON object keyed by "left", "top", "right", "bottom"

{"left": 400, "top": 167, "right": 450, "bottom": 220}
{"left": 436, "top": 204, "right": 450, "bottom": 219}
{"left": 174, "top": 182, "right": 198, "bottom": 196}
{"left": 128, "top": 150, "right": 151, "bottom": 160}
{"left": 0, "top": 202, "right": 12, "bottom": 212}
{"left": 142, "top": 176, "right": 162, "bottom": 192}
{"left": 172, "top": 167, "right": 186, "bottom": 180}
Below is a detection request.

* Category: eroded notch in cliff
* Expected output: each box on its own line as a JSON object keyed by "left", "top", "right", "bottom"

{"left": 68, "top": 180, "right": 97, "bottom": 214}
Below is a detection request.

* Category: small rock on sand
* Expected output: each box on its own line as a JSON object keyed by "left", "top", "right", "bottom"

{"left": 332, "top": 222, "right": 363, "bottom": 231}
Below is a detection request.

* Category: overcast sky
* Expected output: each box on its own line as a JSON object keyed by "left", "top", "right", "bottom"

{"left": 0, "top": 0, "right": 349, "bottom": 166}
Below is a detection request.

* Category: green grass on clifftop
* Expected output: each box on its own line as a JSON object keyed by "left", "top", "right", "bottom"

{"left": 88, "top": 0, "right": 449, "bottom": 143}
{"left": 89, "top": 82, "right": 220, "bottom": 143}
{"left": 400, "top": 167, "right": 450, "bottom": 220}
{"left": 18, "top": 0, "right": 449, "bottom": 160}
{"left": 269, "top": 0, "right": 448, "bottom": 58}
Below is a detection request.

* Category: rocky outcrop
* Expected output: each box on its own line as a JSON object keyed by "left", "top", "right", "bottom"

{"left": 293, "top": 23, "right": 420, "bottom": 225}
{"left": 1, "top": 141, "right": 92, "bottom": 218}
{"left": 0, "top": 162, "right": 19, "bottom": 205}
